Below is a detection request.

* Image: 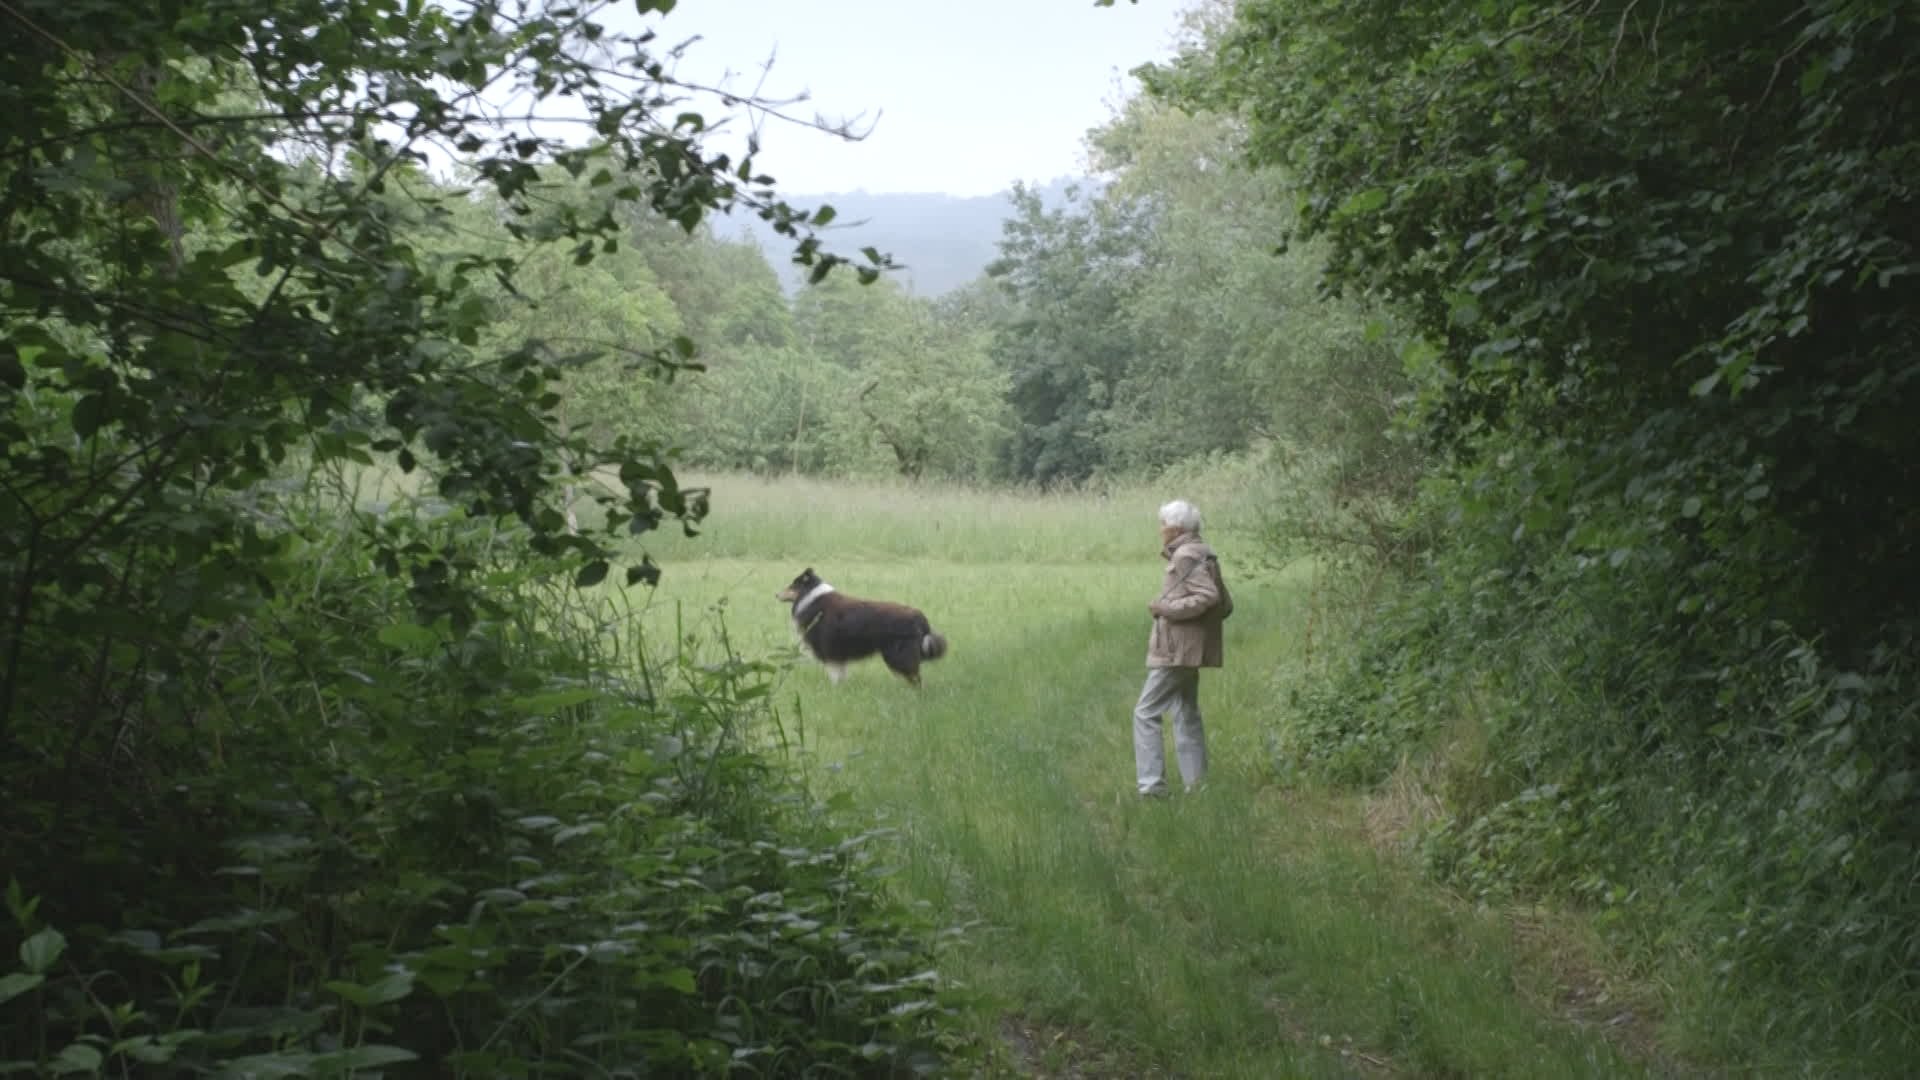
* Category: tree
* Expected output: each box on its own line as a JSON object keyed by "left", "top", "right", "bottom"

{"left": 0, "top": 0, "right": 883, "bottom": 732}
{"left": 987, "top": 182, "right": 1149, "bottom": 483}
{"left": 792, "top": 266, "right": 919, "bottom": 367}
{"left": 844, "top": 302, "right": 1010, "bottom": 482}
{"left": 0, "top": 0, "right": 886, "bottom": 984}
{"left": 466, "top": 169, "right": 688, "bottom": 452}
{"left": 1089, "top": 93, "right": 1411, "bottom": 494}
{"left": 1154, "top": 0, "right": 1920, "bottom": 645}
{"left": 633, "top": 215, "right": 796, "bottom": 355}
{"left": 1147, "top": 0, "right": 1920, "bottom": 1057}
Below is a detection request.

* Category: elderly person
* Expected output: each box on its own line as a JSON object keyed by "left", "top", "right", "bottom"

{"left": 1134, "top": 499, "right": 1232, "bottom": 797}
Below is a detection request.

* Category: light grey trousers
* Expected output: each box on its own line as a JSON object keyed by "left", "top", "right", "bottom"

{"left": 1133, "top": 666, "right": 1207, "bottom": 795}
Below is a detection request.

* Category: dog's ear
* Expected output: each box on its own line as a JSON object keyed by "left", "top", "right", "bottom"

{"left": 803, "top": 567, "right": 814, "bottom": 577}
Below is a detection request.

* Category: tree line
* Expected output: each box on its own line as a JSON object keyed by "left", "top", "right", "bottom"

{"left": 428, "top": 48, "right": 1408, "bottom": 500}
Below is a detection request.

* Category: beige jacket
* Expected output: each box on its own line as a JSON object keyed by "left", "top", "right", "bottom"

{"left": 1146, "top": 532, "right": 1230, "bottom": 668}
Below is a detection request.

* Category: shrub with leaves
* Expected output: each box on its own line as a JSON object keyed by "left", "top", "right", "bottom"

{"left": 0, "top": 0, "right": 963, "bottom": 1074}
{"left": 1, "top": 497, "right": 967, "bottom": 1075}
{"left": 1153, "top": 0, "right": 1920, "bottom": 1065}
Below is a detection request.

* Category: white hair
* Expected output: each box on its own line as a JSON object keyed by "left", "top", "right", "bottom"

{"left": 1158, "top": 499, "right": 1202, "bottom": 533}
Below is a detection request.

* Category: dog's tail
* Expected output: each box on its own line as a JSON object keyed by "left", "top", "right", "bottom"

{"left": 921, "top": 631, "right": 948, "bottom": 661}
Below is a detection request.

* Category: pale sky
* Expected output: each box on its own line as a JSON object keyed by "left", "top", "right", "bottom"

{"left": 611, "top": 0, "right": 1190, "bottom": 196}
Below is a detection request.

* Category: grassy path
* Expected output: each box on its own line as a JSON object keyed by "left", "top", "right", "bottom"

{"left": 626, "top": 554, "right": 1654, "bottom": 1078}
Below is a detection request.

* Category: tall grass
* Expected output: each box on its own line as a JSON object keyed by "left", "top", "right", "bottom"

{"left": 630, "top": 470, "right": 1271, "bottom": 566}
{"left": 606, "top": 475, "right": 1653, "bottom": 1078}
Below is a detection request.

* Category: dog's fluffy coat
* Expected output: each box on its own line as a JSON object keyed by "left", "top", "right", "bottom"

{"left": 775, "top": 568, "right": 948, "bottom": 686}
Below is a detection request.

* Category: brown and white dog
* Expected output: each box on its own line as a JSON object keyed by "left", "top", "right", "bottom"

{"left": 775, "top": 568, "right": 948, "bottom": 686}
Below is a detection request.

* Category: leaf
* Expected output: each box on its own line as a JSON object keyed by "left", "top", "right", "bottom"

{"left": 325, "top": 979, "right": 372, "bottom": 1007}
{"left": 1341, "top": 187, "right": 1388, "bottom": 215}
{"left": 1681, "top": 496, "right": 1702, "bottom": 518}
{"left": 0, "top": 973, "right": 44, "bottom": 1005}
{"left": 661, "top": 967, "right": 697, "bottom": 994}
{"left": 376, "top": 621, "right": 437, "bottom": 653}
{"left": 49, "top": 1043, "right": 102, "bottom": 1076}
{"left": 213, "top": 1051, "right": 317, "bottom": 1078}
{"left": 71, "top": 395, "right": 107, "bottom": 439}
{"left": 317, "top": 1045, "right": 418, "bottom": 1069}
{"left": 1799, "top": 59, "right": 1829, "bottom": 96}
{"left": 19, "top": 928, "right": 64, "bottom": 974}
{"left": 113, "top": 1035, "right": 176, "bottom": 1065}
{"left": 553, "top": 822, "right": 606, "bottom": 844}
{"left": 574, "top": 559, "right": 610, "bottom": 588}
{"left": 362, "top": 972, "right": 414, "bottom": 1006}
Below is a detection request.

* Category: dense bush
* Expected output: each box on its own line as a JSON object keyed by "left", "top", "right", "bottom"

{"left": 1295, "top": 443, "right": 1920, "bottom": 1063}
{"left": 0, "top": 0, "right": 966, "bottom": 1072}
{"left": 1251, "top": 430, "right": 1920, "bottom": 1063}
{"left": 1154, "top": 0, "right": 1920, "bottom": 1064}
{"left": 0, "top": 498, "right": 967, "bottom": 1076}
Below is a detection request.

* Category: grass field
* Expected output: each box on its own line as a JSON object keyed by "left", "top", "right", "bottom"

{"left": 606, "top": 474, "right": 1657, "bottom": 1078}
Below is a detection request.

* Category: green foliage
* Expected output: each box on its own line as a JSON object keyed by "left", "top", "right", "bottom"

{"left": 987, "top": 182, "right": 1149, "bottom": 484}
{"left": 0, "top": 499, "right": 966, "bottom": 1075}
{"left": 1395, "top": 451, "right": 1917, "bottom": 1064}
{"left": 1156, "top": 0, "right": 1920, "bottom": 1064}
{"left": 678, "top": 342, "right": 854, "bottom": 474}
{"left": 1159, "top": 0, "right": 1920, "bottom": 645}
{"left": 675, "top": 273, "right": 1009, "bottom": 483}
{"left": 980, "top": 86, "right": 1418, "bottom": 519}
{"left": 641, "top": 224, "right": 798, "bottom": 356}
{"left": 816, "top": 274, "right": 1010, "bottom": 482}
{"left": 0, "top": 0, "right": 961, "bottom": 1073}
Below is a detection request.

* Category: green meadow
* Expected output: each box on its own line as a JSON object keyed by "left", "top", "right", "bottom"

{"left": 609, "top": 474, "right": 1653, "bottom": 1079}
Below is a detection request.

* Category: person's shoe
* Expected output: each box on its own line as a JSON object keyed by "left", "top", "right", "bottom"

{"left": 1138, "top": 786, "right": 1170, "bottom": 799}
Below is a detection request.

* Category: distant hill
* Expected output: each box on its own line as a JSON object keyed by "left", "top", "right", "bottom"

{"left": 713, "top": 177, "right": 1091, "bottom": 297}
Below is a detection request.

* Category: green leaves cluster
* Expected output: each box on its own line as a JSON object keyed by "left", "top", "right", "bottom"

{"left": 1152, "top": 0, "right": 1920, "bottom": 1062}
{"left": 674, "top": 269, "right": 1011, "bottom": 483}
{"left": 985, "top": 93, "right": 1413, "bottom": 499}
{"left": 0, "top": 0, "right": 965, "bottom": 1073}
{"left": 1161, "top": 0, "right": 1920, "bottom": 639}
{"left": 0, "top": 503, "right": 965, "bottom": 1075}
{"left": 0, "top": 0, "right": 884, "bottom": 662}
